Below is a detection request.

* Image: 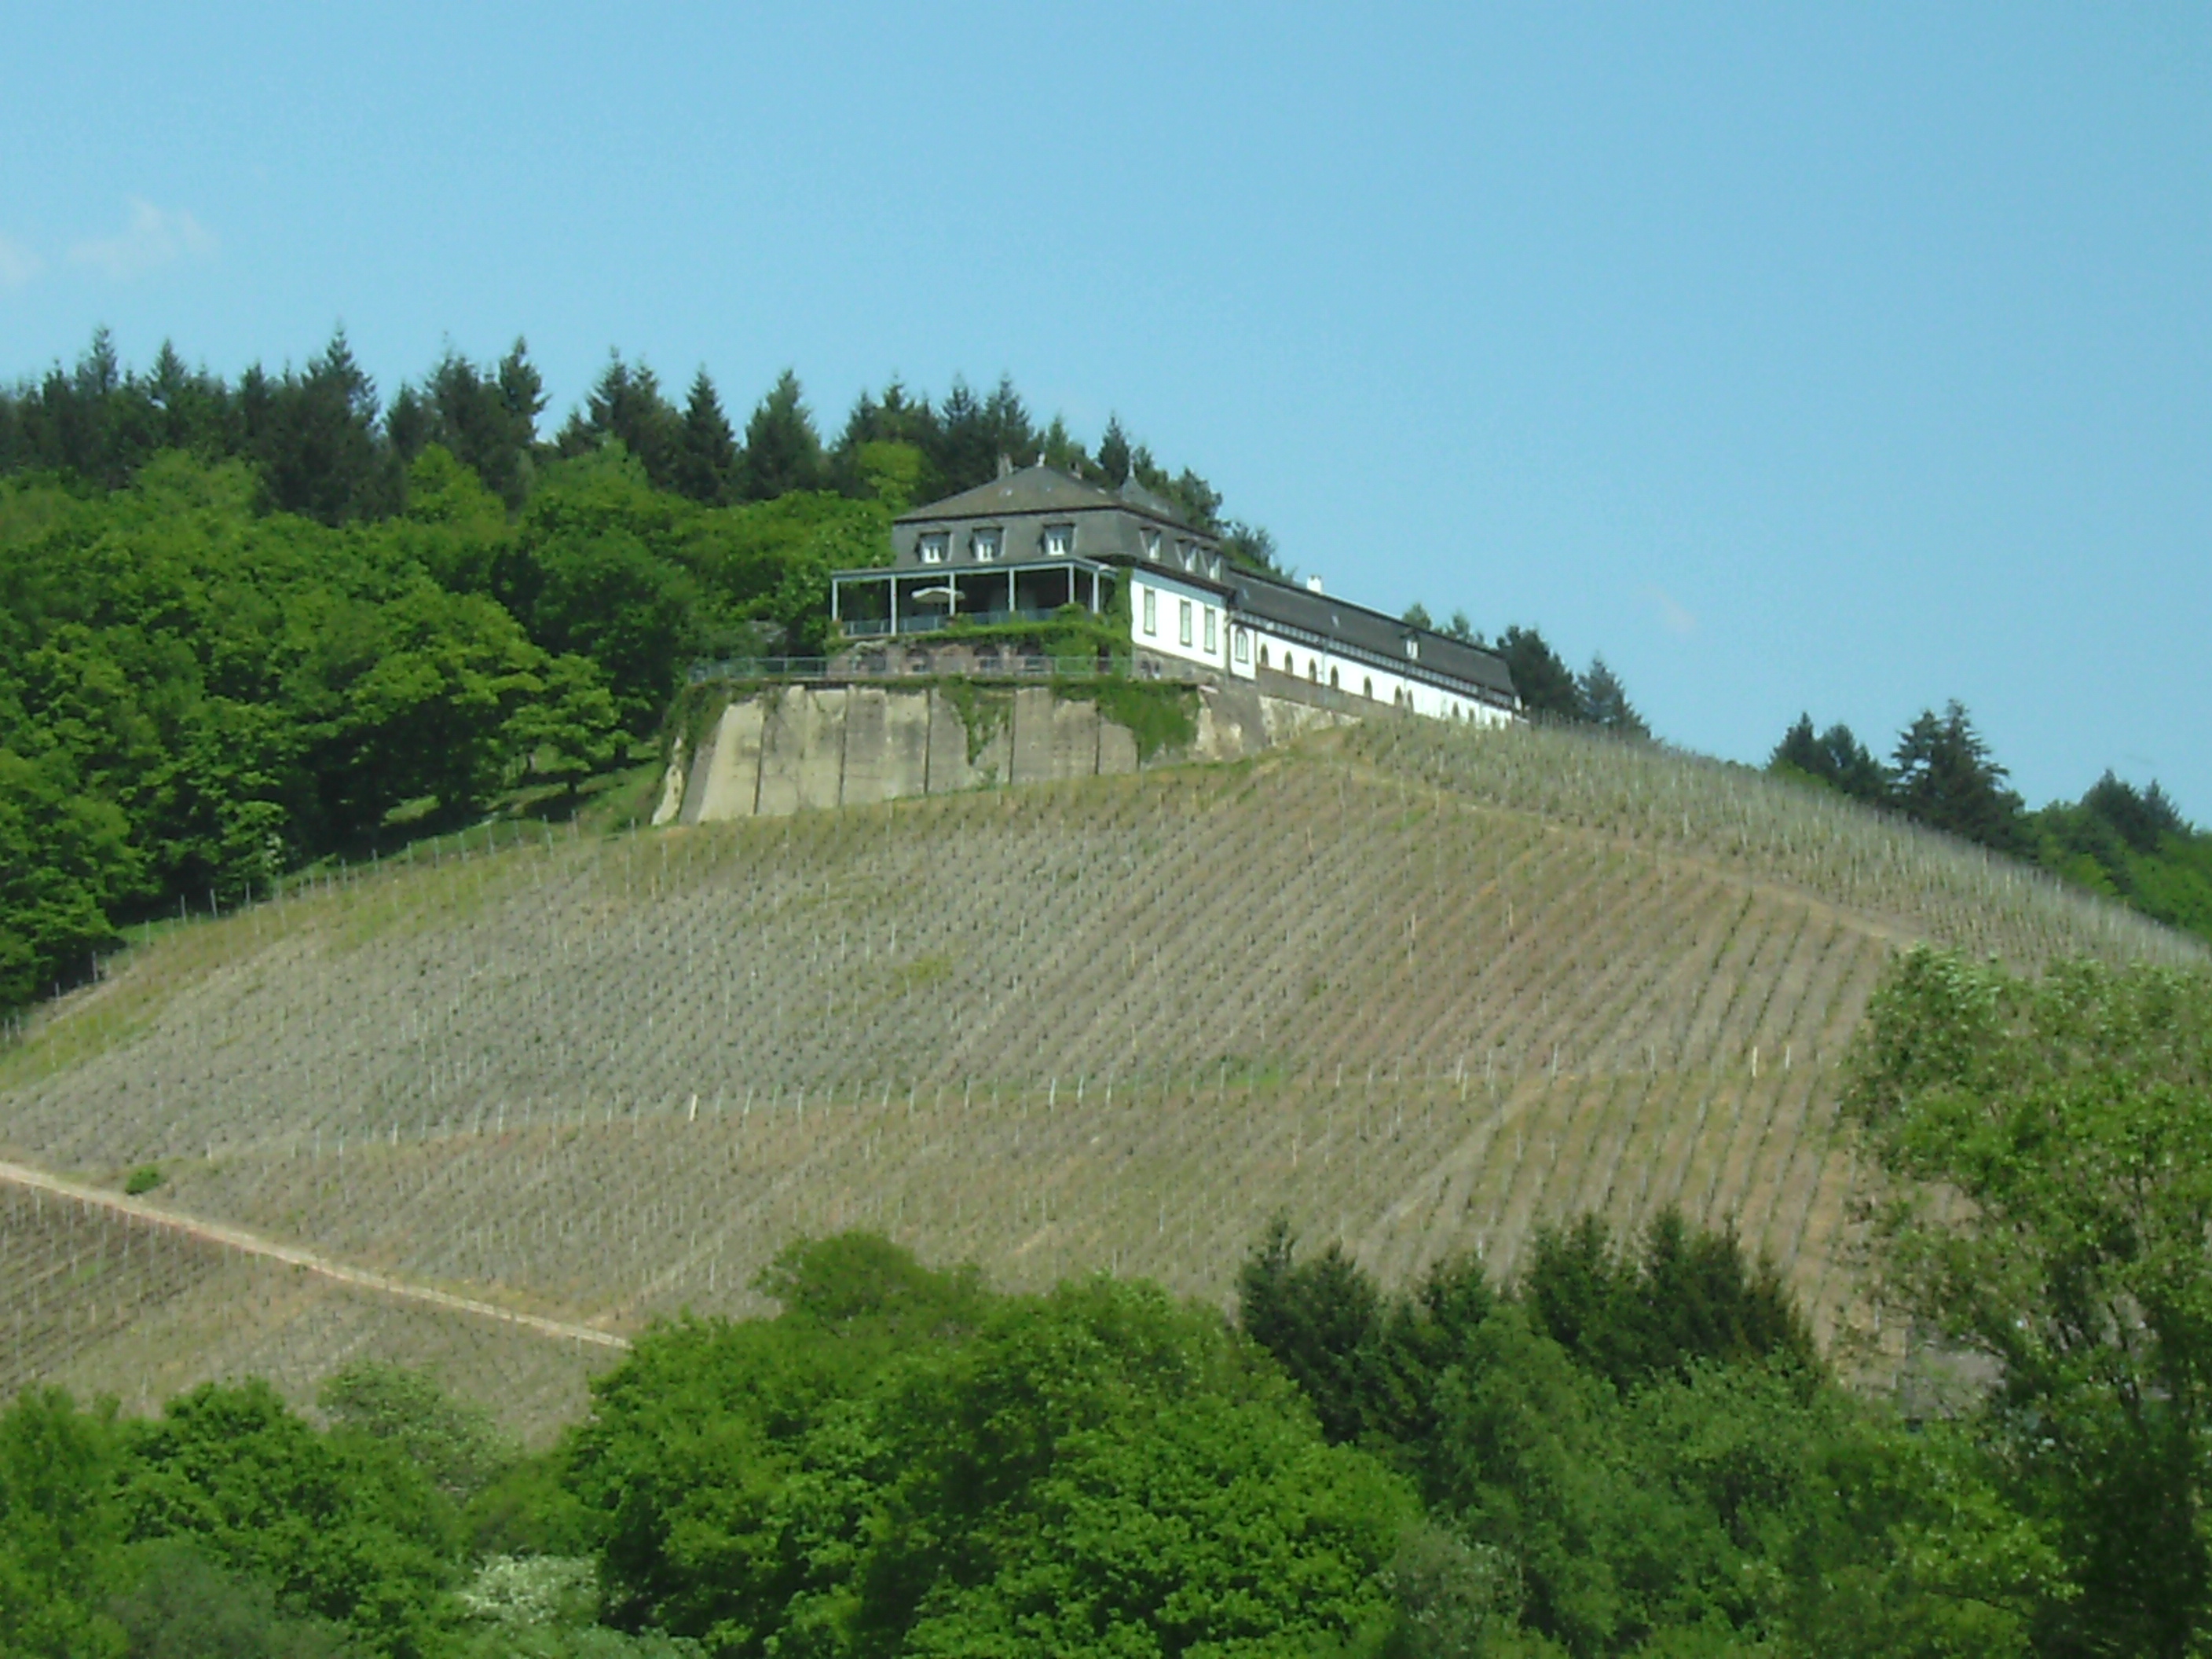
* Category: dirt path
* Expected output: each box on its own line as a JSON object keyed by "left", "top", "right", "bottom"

{"left": 0, "top": 1157, "right": 631, "bottom": 1353}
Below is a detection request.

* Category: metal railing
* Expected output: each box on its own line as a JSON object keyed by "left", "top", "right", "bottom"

{"left": 687, "top": 654, "right": 1214, "bottom": 687}
{"left": 839, "top": 606, "right": 1071, "bottom": 638}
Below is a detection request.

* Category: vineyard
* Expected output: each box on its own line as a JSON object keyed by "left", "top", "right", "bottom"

{"left": 1, "top": 718, "right": 2198, "bottom": 1435}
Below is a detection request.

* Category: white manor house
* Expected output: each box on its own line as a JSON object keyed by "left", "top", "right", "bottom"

{"left": 830, "top": 463, "right": 1520, "bottom": 726}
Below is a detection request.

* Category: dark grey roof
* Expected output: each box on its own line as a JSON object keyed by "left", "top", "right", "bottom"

{"left": 897, "top": 464, "right": 1201, "bottom": 531}
{"left": 1115, "top": 476, "right": 1186, "bottom": 523}
{"left": 897, "top": 465, "right": 1121, "bottom": 524}
{"left": 1233, "top": 573, "right": 1518, "bottom": 701}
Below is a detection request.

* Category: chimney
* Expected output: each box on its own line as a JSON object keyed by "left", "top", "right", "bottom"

{"left": 1306, "top": 575, "right": 1324, "bottom": 595}
{"left": 997, "top": 454, "right": 1013, "bottom": 478}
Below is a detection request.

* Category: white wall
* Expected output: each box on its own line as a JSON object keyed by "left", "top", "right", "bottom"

{"left": 1132, "top": 568, "right": 1511, "bottom": 726}
{"left": 1129, "top": 570, "right": 1229, "bottom": 675}
{"left": 1247, "top": 628, "right": 1513, "bottom": 728}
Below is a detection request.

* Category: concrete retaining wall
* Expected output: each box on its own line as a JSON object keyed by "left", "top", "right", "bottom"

{"left": 665, "top": 682, "right": 1353, "bottom": 826}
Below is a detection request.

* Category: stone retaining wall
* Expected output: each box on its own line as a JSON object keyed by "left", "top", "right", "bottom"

{"left": 658, "top": 683, "right": 1351, "bottom": 824}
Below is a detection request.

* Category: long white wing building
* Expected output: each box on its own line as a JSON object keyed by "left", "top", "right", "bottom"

{"left": 830, "top": 463, "right": 1518, "bottom": 724}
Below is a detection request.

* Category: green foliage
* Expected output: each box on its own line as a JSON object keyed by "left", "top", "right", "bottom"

{"left": 1889, "top": 702, "right": 2026, "bottom": 855}
{"left": 936, "top": 678, "right": 1012, "bottom": 766}
{"left": 2029, "top": 771, "right": 2212, "bottom": 943}
{"left": 556, "top": 357, "right": 682, "bottom": 492}
{"left": 108, "top": 1539, "right": 357, "bottom": 1658}
{"left": 566, "top": 1234, "right": 1413, "bottom": 1657}
{"left": 118, "top": 1380, "right": 460, "bottom": 1657}
{"left": 0, "top": 1389, "right": 130, "bottom": 1659}
{"left": 1496, "top": 627, "right": 1584, "bottom": 723}
{"left": 123, "top": 1163, "right": 163, "bottom": 1196}
{"left": 1071, "top": 678, "right": 1198, "bottom": 763}
{"left": 736, "top": 371, "right": 823, "bottom": 502}
{"left": 1768, "top": 715, "right": 1888, "bottom": 807}
{"left": 673, "top": 373, "right": 738, "bottom": 508}
{"left": 1772, "top": 708, "right": 2211, "bottom": 944}
{"left": 1519, "top": 1210, "right": 1816, "bottom": 1396}
{"left": 317, "top": 1366, "right": 514, "bottom": 1507}
{"left": 1238, "top": 1218, "right": 1383, "bottom": 1445}
{"left": 1576, "top": 657, "right": 1650, "bottom": 741}
{"left": 1235, "top": 1214, "right": 2045, "bottom": 1657}
{"left": 0, "top": 747, "right": 144, "bottom": 1006}
{"left": 1848, "top": 948, "right": 2212, "bottom": 1657}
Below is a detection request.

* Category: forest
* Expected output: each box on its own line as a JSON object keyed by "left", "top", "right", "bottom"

{"left": 4, "top": 948, "right": 2207, "bottom": 1658}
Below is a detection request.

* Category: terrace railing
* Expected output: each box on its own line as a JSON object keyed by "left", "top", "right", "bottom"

{"left": 687, "top": 655, "right": 1214, "bottom": 687}
{"left": 840, "top": 606, "right": 1071, "bottom": 638}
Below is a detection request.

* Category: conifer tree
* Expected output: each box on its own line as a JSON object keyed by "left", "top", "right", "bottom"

{"left": 1496, "top": 626, "right": 1580, "bottom": 721}
{"left": 1095, "top": 414, "right": 1133, "bottom": 485}
{"left": 933, "top": 378, "right": 994, "bottom": 491}
{"left": 738, "top": 368, "right": 823, "bottom": 500}
{"left": 558, "top": 352, "right": 681, "bottom": 489}
{"left": 1578, "top": 655, "right": 1650, "bottom": 740}
{"left": 676, "top": 369, "right": 738, "bottom": 505}
{"left": 259, "top": 328, "right": 399, "bottom": 524}
{"left": 1891, "top": 701, "right": 2026, "bottom": 854}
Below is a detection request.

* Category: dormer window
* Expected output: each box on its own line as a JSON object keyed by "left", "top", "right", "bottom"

{"left": 1404, "top": 636, "right": 1420, "bottom": 661}
{"left": 972, "top": 528, "right": 1001, "bottom": 562}
{"left": 918, "top": 532, "right": 947, "bottom": 566}
{"left": 1043, "top": 523, "right": 1073, "bottom": 558}
{"left": 1143, "top": 529, "right": 1161, "bottom": 561}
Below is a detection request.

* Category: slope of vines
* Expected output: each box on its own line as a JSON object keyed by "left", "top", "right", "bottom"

{"left": 0, "top": 720, "right": 2192, "bottom": 1430}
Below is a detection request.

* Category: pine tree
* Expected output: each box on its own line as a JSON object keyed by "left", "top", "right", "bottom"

{"left": 980, "top": 374, "right": 1036, "bottom": 469}
{"left": 1891, "top": 702, "right": 2026, "bottom": 854}
{"left": 1578, "top": 655, "right": 1651, "bottom": 740}
{"left": 1038, "top": 413, "right": 1086, "bottom": 474}
{"left": 738, "top": 369, "right": 824, "bottom": 500}
{"left": 558, "top": 352, "right": 680, "bottom": 489}
{"left": 1221, "top": 521, "right": 1280, "bottom": 574}
{"left": 1402, "top": 602, "right": 1434, "bottom": 630}
{"left": 260, "top": 327, "right": 399, "bottom": 524}
{"left": 676, "top": 369, "right": 739, "bottom": 505}
{"left": 1095, "top": 415, "right": 1133, "bottom": 486}
{"left": 1496, "top": 625, "right": 1581, "bottom": 721}
{"left": 932, "top": 378, "right": 994, "bottom": 492}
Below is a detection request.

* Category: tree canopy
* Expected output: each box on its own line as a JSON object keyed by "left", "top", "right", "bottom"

{"left": 1769, "top": 707, "right": 2212, "bottom": 945}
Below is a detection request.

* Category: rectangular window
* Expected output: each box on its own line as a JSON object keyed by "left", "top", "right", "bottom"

{"left": 1043, "top": 524, "right": 1073, "bottom": 557}
{"left": 1178, "top": 598, "right": 1193, "bottom": 646}
{"left": 1142, "top": 587, "right": 1157, "bottom": 635}
{"left": 971, "top": 529, "right": 1001, "bottom": 562}
{"left": 1203, "top": 607, "right": 1217, "bottom": 652}
{"left": 918, "top": 532, "right": 947, "bottom": 565}
{"left": 1233, "top": 627, "right": 1250, "bottom": 665}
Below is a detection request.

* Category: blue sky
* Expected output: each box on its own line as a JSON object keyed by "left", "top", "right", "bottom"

{"left": 6, "top": 4, "right": 2207, "bottom": 815}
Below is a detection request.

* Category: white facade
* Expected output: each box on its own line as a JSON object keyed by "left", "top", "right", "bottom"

{"left": 1246, "top": 627, "right": 1513, "bottom": 728}
{"left": 1133, "top": 568, "right": 1512, "bottom": 725}
{"left": 1129, "top": 569, "right": 1229, "bottom": 676}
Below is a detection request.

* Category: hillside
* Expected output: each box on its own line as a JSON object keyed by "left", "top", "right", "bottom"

{"left": 0, "top": 717, "right": 2199, "bottom": 1435}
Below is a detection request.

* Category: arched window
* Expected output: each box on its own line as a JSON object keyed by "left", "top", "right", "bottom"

{"left": 1309, "top": 659, "right": 1320, "bottom": 683}
{"left": 1259, "top": 643, "right": 1270, "bottom": 669}
{"left": 1362, "top": 676, "right": 1373, "bottom": 700}
{"left": 1329, "top": 667, "right": 1340, "bottom": 690}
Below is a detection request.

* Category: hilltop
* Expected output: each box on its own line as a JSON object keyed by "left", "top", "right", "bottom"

{"left": 0, "top": 717, "right": 2198, "bottom": 1434}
